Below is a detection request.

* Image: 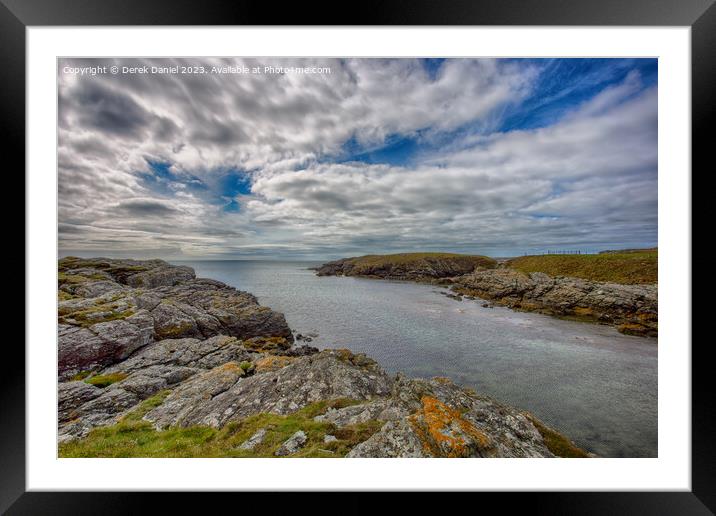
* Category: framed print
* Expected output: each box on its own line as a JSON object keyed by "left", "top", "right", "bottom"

{"left": 4, "top": 0, "right": 712, "bottom": 512}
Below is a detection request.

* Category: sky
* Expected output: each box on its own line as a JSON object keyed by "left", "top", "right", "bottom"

{"left": 58, "top": 58, "right": 658, "bottom": 260}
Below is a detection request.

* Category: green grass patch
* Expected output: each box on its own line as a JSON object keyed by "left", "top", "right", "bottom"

{"left": 506, "top": 249, "right": 657, "bottom": 284}
{"left": 58, "top": 397, "right": 381, "bottom": 458}
{"left": 58, "top": 298, "right": 136, "bottom": 328}
{"left": 84, "top": 372, "right": 128, "bottom": 388}
{"left": 58, "top": 290, "right": 76, "bottom": 301}
{"left": 70, "top": 370, "right": 93, "bottom": 381}
{"left": 346, "top": 253, "right": 496, "bottom": 272}
{"left": 58, "top": 272, "right": 90, "bottom": 285}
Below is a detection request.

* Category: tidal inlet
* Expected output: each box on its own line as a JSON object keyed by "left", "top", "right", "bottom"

{"left": 57, "top": 57, "right": 657, "bottom": 458}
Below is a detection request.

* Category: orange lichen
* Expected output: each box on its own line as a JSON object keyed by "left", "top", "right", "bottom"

{"left": 409, "top": 396, "right": 493, "bottom": 457}
{"left": 216, "top": 362, "right": 243, "bottom": 374}
{"left": 243, "top": 336, "right": 290, "bottom": 353}
{"left": 573, "top": 306, "right": 594, "bottom": 316}
{"left": 255, "top": 355, "right": 294, "bottom": 373}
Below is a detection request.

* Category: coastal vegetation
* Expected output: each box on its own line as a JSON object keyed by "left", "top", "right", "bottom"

{"left": 59, "top": 395, "right": 381, "bottom": 458}
{"left": 345, "top": 252, "right": 496, "bottom": 271}
{"left": 507, "top": 249, "right": 657, "bottom": 285}
{"left": 84, "top": 372, "right": 128, "bottom": 388}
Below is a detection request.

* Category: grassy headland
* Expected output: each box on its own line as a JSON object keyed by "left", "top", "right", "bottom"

{"left": 506, "top": 249, "right": 657, "bottom": 285}
{"left": 344, "top": 252, "right": 496, "bottom": 272}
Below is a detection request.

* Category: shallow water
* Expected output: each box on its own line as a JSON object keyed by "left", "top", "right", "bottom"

{"left": 177, "top": 260, "right": 658, "bottom": 457}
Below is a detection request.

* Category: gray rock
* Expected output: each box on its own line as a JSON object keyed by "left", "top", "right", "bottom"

{"left": 143, "top": 350, "right": 393, "bottom": 429}
{"left": 454, "top": 268, "right": 658, "bottom": 336}
{"left": 100, "top": 335, "right": 253, "bottom": 375}
{"left": 151, "top": 302, "right": 203, "bottom": 339}
{"left": 315, "top": 399, "right": 407, "bottom": 426}
{"left": 58, "top": 326, "right": 113, "bottom": 380}
{"left": 126, "top": 265, "right": 195, "bottom": 288}
{"left": 323, "top": 434, "right": 337, "bottom": 443}
{"left": 58, "top": 381, "right": 102, "bottom": 423}
{"left": 275, "top": 430, "right": 307, "bottom": 456}
{"left": 239, "top": 428, "right": 267, "bottom": 450}
{"left": 73, "top": 280, "right": 126, "bottom": 298}
{"left": 347, "top": 419, "right": 426, "bottom": 458}
{"left": 57, "top": 257, "right": 292, "bottom": 379}
{"left": 143, "top": 362, "right": 247, "bottom": 429}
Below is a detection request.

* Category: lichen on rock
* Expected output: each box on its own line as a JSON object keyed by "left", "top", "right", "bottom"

{"left": 57, "top": 257, "right": 590, "bottom": 458}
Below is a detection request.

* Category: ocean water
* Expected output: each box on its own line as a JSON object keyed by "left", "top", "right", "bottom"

{"left": 177, "top": 260, "right": 658, "bottom": 458}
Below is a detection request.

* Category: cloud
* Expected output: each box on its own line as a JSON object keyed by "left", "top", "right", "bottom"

{"left": 115, "top": 198, "right": 183, "bottom": 217}
{"left": 57, "top": 58, "right": 657, "bottom": 259}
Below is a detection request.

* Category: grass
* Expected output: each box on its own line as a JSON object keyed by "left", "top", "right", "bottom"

{"left": 506, "top": 249, "right": 657, "bottom": 284}
{"left": 58, "top": 290, "right": 76, "bottom": 301}
{"left": 84, "top": 372, "right": 128, "bottom": 388}
{"left": 345, "top": 253, "right": 497, "bottom": 271}
{"left": 526, "top": 415, "right": 590, "bottom": 458}
{"left": 59, "top": 397, "right": 382, "bottom": 458}
{"left": 58, "top": 304, "right": 136, "bottom": 328}
{"left": 70, "top": 370, "right": 93, "bottom": 381}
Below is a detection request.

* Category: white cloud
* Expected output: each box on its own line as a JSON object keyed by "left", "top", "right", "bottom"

{"left": 57, "top": 58, "right": 657, "bottom": 259}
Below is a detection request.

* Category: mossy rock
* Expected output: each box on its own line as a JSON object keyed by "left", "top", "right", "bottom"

{"left": 84, "top": 372, "right": 128, "bottom": 388}
{"left": 58, "top": 398, "right": 378, "bottom": 458}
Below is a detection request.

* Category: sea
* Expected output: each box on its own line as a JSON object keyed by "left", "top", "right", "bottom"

{"left": 175, "top": 259, "right": 658, "bottom": 457}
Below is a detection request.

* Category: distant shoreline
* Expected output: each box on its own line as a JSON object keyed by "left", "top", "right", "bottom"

{"left": 313, "top": 251, "right": 658, "bottom": 338}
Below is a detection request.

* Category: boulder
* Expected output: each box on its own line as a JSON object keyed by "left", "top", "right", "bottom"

{"left": 143, "top": 350, "right": 393, "bottom": 429}
{"left": 239, "top": 428, "right": 267, "bottom": 451}
{"left": 57, "top": 258, "right": 293, "bottom": 379}
{"left": 453, "top": 268, "right": 658, "bottom": 336}
{"left": 275, "top": 430, "right": 307, "bottom": 456}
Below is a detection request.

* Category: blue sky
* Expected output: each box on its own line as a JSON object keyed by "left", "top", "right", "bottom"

{"left": 58, "top": 57, "right": 658, "bottom": 260}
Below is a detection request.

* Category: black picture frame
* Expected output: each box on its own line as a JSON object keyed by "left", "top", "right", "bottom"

{"left": 3, "top": 0, "right": 711, "bottom": 512}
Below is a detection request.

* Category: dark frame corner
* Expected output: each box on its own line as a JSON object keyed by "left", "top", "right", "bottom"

{"left": 4, "top": 0, "right": 712, "bottom": 513}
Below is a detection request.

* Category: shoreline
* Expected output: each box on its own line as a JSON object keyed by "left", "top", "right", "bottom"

{"left": 57, "top": 257, "right": 590, "bottom": 458}
{"left": 313, "top": 253, "right": 658, "bottom": 338}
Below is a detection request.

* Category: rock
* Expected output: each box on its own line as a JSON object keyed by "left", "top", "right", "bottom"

{"left": 143, "top": 350, "right": 393, "bottom": 429}
{"left": 126, "top": 265, "right": 195, "bottom": 288}
{"left": 239, "top": 428, "right": 267, "bottom": 450}
{"left": 143, "top": 362, "right": 247, "bottom": 429}
{"left": 275, "top": 430, "right": 307, "bottom": 456}
{"left": 315, "top": 399, "right": 407, "bottom": 426}
{"left": 100, "top": 335, "right": 253, "bottom": 375}
{"left": 57, "top": 335, "right": 253, "bottom": 439}
{"left": 314, "top": 254, "right": 496, "bottom": 282}
{"left": 58, "top": 381, "right": 102, "bottom": 423}
{"left": 453, "top": 268, "right": 658, "bottom": 336}
{"left": 57, "top": 258, "right": 293, "bottom": 379}
{"left": 151, "top": 302, "right": 202, "bottom": 339}
{"left": 347, "top": 419, "right": 427, "bottom": 458}
{"left": 254, "top": 355, "right": 295, "bottom": 373}
{"left": 348, "top": 376, "right": 555, "bottom": 458}
{"left": 279, "top": 345, "right": 319, "bottom": 357}
{"left": 57, "top": 257, "right": 589, "bottom": 458}
{"left": 58, "top": 325, "right": 115, "bottom": 380}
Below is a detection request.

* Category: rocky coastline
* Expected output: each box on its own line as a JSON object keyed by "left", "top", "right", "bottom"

{"left": 57, "top": 257, "right": 588, "bottom": 458}
{"left": 314, "top": 254, "right": 658, "bottom": 337}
